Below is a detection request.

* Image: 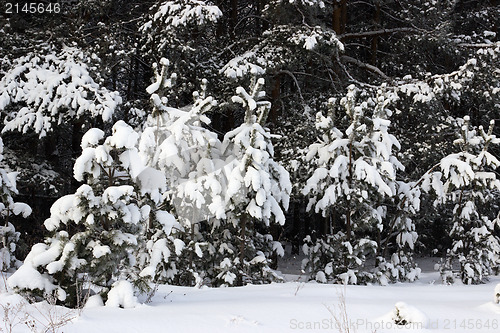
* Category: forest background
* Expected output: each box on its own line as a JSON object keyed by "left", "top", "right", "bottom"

{"left": 0, "top": 0, "right": 499, "bottom": 305}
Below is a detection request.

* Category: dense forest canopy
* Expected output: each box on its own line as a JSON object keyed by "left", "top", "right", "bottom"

{"left": 0, "top": 0, "right": 499, "bottom": 305}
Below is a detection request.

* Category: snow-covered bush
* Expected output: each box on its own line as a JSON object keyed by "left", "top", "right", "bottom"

{"left": 105, "top": 280, "right": 138, "bottom": 309}
{"left": 422, "top": 116, "right": 500, "bottom": 284}
{"left": 391, "top": 302, "right": 429, "bottom": 328}
{"left": 302, "top": 233, "right": 366, "bottom": 284}
{"left": 0, "top": 137, "right": 32, "bottom": 271}
{"left": 374, "top": 251, "right": 422, "bottom": 286}
{"left": 7, "top": 121, "right": 177, "bottom": 306}
{"left": 302, "top": 86, "right": 419, "bottom": 284}
{"left": 0, "top": 46, "right": 121, "bottom": 138}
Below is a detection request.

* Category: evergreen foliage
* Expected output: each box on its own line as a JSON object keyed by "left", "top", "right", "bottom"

{"left": 218, "top": 76, "right": 291, "bottom": 285}
{"left": 8, "top": 121, "right": 176, "bottom": 306}
{"left": 0, "top": 46, "right": 122, "bottom": 138}
{"left": 302, "top": 85, "right": 420, "bottom": 284}
{"left": 423, "top": 116, "right": 500, "bottom": 284}
{"left": 0, "top": 137, "right": 32, "bottom": 271}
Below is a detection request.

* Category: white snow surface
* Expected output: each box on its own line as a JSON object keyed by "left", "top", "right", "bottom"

{"left": 2, "top": 268, "right": 500, "bottom": 332}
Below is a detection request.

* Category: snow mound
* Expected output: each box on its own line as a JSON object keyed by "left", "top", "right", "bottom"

{"left": 105, "top": 280, "right": 138, "bottom": 309}
{"left": 7, "top": 243, "right": 63, "bottom": 299}
{"left": 85, "top": 294, "right": 104, "bottom": 308}
{"left": 391, "top": 301, "right": 429, "bottom": 328}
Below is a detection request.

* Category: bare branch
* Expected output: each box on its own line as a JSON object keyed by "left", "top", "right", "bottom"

{"left": 340, "top": 55, "right": 391, "bottom": 81}
{"left": 276, "top": 70, "right": 305, "bottom": 103}
{"left": 339, "top": 27, "right": 424, "bottom": 40}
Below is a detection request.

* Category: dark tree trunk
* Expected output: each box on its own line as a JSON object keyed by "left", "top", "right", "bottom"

{"left": 269, "top": 74, "right": 281, "bottom": 125}
{"left": 333, "top": 0, "right": 348, "bottom": 35}
{"left": 371, "top": 1, "right": 381, "bottom": 65}
{"left": 230, "top": 0, "right": 238, "bottom": 36}
{"left": 237, "top": 213, "right": 248, "bottom": 286}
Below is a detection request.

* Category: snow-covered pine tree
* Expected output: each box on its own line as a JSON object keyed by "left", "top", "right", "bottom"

{"left": 422, "top": 116, "right": 500, "bottom": 284}
{"left": 7, "top": 121, "right": 177, "bottom": 306}
{"left": 218, "top": 76, "right": 291, "bottom": 286}
{"left": 139, "top": 58, "right": 225, "bottom": 286}
{"left": 0, "top": 137, "right": 32, "bottom": 271}
{"left": 302, "top": 85, "right": 419, "bottom": 284}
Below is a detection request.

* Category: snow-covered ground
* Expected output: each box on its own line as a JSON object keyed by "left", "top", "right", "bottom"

{"left": 1, "top": 259, "right": 500, "bottom": 333}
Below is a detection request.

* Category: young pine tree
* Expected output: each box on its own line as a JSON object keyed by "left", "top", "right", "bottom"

{"left": 8, "top": 121, "right": 176, "bottom": 306}
{"left": 423, "top": 116, "right": 500, "bottom": 284}
{"left": 218, "top": 76, "right": 291, "bottom": 286}
{"left": 302, "top": 86, "right": 419, "bottom": 284}
{"left": 139, "top": 58, "right": 225, "bottom": 286}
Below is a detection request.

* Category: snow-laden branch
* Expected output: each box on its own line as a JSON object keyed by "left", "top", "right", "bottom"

{"left": 0, "top": 46, "right": 122, "bottom": 137}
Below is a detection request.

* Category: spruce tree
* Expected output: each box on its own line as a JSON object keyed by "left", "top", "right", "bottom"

{"left": 0, "top": 46, "right": 121, "bottom": 138}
